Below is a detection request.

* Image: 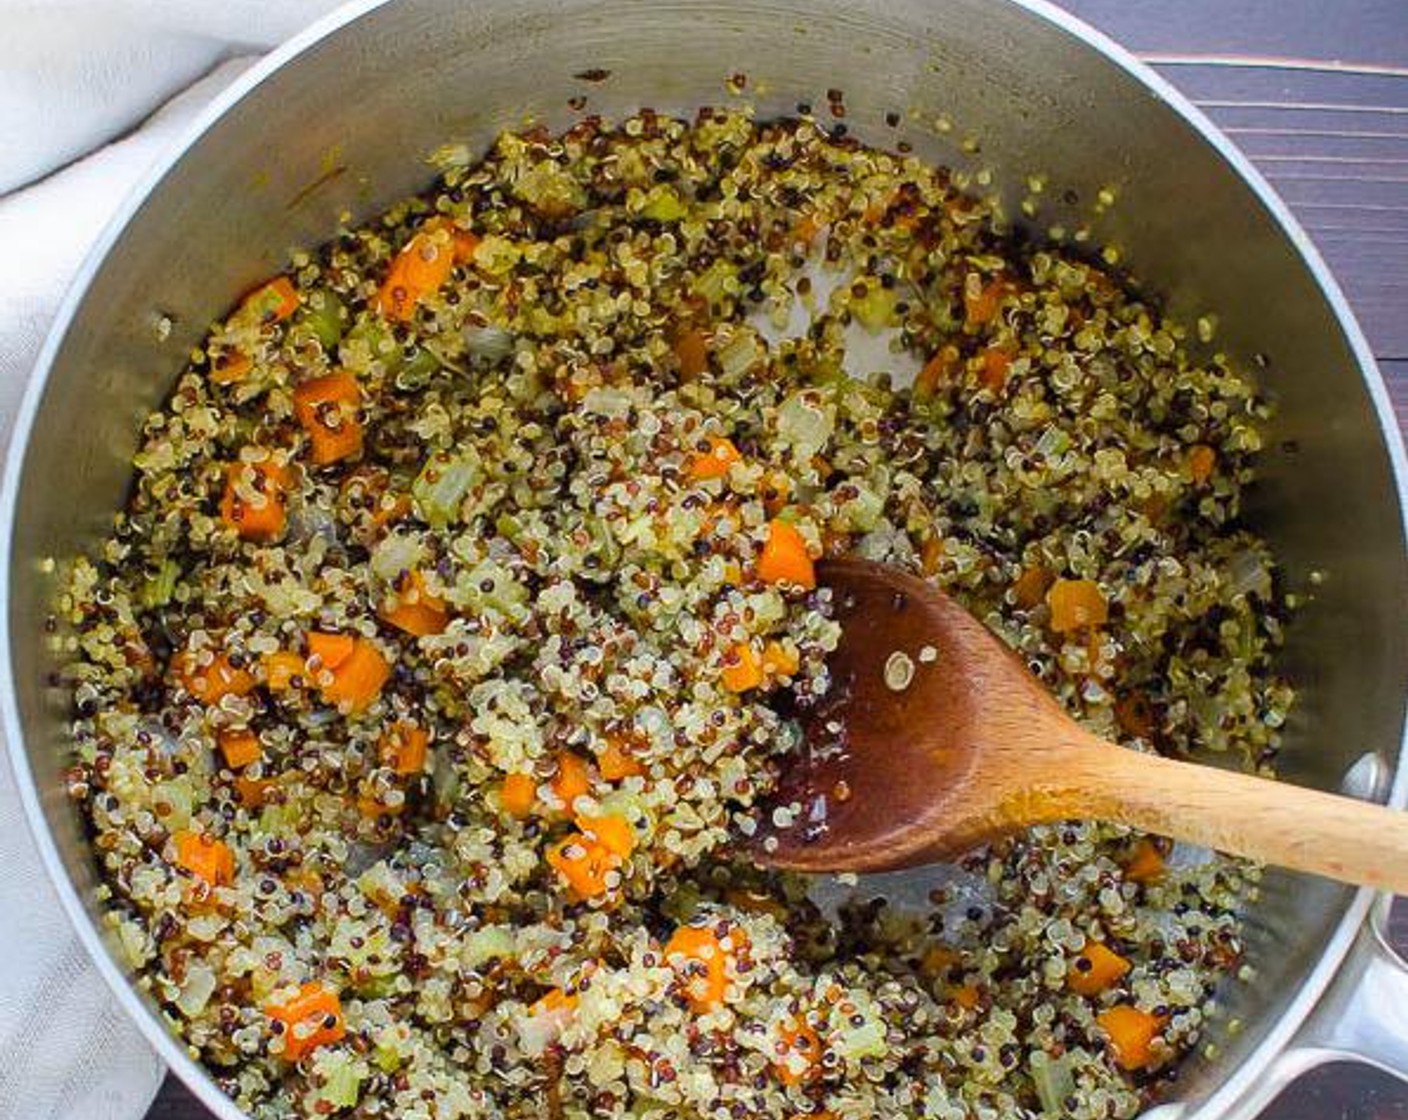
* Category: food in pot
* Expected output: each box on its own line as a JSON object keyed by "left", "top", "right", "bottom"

{"left": 57, "top": 107, "right": 1291, "bottom": 1119}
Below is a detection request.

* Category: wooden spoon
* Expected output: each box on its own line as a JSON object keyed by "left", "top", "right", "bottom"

{"left": 750, "top": 557, "right": 1408, "bottom": 892}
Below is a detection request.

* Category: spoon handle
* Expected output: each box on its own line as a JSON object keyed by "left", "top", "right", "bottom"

{"left": 1066, "top": 742, "right": 1408, "bottom": 894}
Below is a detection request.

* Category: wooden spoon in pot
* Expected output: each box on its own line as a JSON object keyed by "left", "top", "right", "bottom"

{"left": 750, "top": 557, "right": 1408, "bottom": 892}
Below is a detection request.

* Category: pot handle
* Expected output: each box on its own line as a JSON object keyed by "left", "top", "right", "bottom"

{"left": 1285, "top": 894, "right": 1408, "bottom": 1078}
{"left": 1208, "top": 894, "right": 1408, "bottom": 1120}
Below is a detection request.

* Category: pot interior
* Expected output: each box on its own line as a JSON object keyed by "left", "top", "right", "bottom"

{"left": 6, "top": 0, "right": 1406, "bottom": 1114}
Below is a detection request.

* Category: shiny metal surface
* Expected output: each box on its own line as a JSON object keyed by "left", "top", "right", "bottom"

{"left": 2, "top": 1, "right": 1405, "bottom": 1118}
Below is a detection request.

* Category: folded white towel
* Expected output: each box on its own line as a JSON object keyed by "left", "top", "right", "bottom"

{"left": 1, "top": 1, "right": 343, "bottom": 193}
{"left": 0, "top": 5, "right": 342, "bottom": 1117}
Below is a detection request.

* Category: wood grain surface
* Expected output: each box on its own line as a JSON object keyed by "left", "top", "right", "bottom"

{"left": 147, "top": 1, "right": 1408, "bottom": 1117}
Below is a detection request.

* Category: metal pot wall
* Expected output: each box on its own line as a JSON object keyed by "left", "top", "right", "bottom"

{"left": 3, "top": 1, "right": 1406, "bottom": 1117}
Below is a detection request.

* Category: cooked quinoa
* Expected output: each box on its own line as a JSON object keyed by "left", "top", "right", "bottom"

{"left": 57, "top": 108, "right": 1294, "bottom": 1120}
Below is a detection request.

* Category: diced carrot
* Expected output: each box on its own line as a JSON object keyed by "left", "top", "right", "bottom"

{"left": 220, "top": 459, "right": 287, "bottom": 542}
{"left": 915, "top": 344, "right": 959, "bottom": 400}
{"left": 380, "top": 722, "right": 430, "bottom": 775}
{"left": 964, "top": 276, "right": 1014, "bottom": 326}
{"left": 724, "top": 888, "right": 789, "bottom": 921}
{"left": 292, "top": 372, "right": 363, "bottom": 466}
{"left": 979, "top": 345, "right": 1015, "bottom": 392}
{"left": 773, "top": 1018, "right": 823, "bottom": 1085}
{"left": 920, "top": 533, "right": 946, "bottom": 576}
{"left": 1068, "top": 940, "right": 1132, "bottom": 996}
{"left": 318, "top": 638, "right": 391, "bottom": 713}
{"left": 1142, "top": 493, "right": 1170, "bottom": 525}
{"left": 499, "top": 772, "right": 538, "bottom": 817}
{"left": 687, "top": 436, "right": 743, "bottom": 481}
{"left": 756, "top": 519, "right": 816, "bottom": 589}
{"left": 235, "top": 775, "right": 274, "bottom": 808}
{"left": 289, "top": 866, "right": 326, "bottom": 903}
{"left": 920, "top": 944, "right": 960, "bottom": 979}
{"left": 262, "top": 650, "right": 307, "bottom": 692}
{"left": 357, "top": 790, "right": 403, "bottom": 819}
{"left": 1096, "top": 1004, "right": 1167, "bottom": 1071}
{"left": 375, "top": 220, "right": 471, "bottom": 321}
{"left": 793, "top": 212, "right": 824, "bottom": 247}
{"left": 1012, "top": 565, "right": 1054, "bottom": 610}
{"left": 209, "top": 350, "right": 254, "bottom": 385}
{"left": 122, "top": 636, "right": 157, "bottom": 678}
{"left": 1124, "top": 837, "right": 1167, "bottom": 884}
{"left": 547, "top": 832, "right": 619, "bottom": 898}
{"left": 1046, "top": 578, "right": 1108, "bottom": 634}
{"left": 675, "top": 328, "right": 710, "bottom": 380}
{"left": 761, "top": 640, "right": 800, "bottom": 678}
{"left": 307, "top": 632, "right": 356, "bottom": 671}
{"left": 266, "top": 982, "right": 345, "bottom": 1062}
{"left": 551, "top": 752, "right": 593, "bottom": 808}
{"left": 398, "top": 215, "right": 481, "bottom": 265}
{"left": 442, "top": 221, "right": 481, "bottom": 264}
{"left": 371, "top": 492, "right": 413, "bottom": 530}
{"left": 666, "top": 926, "right": 739, "bottom": 1010}
{"left": 759, "top": 471, "right": 792, "bottom": 517}
{"left": 178, "top": 652, "right": 256, "bottom": 705}
{"left": 340, "top": 468, "right": 411, "bottom": 534}
{"left": 172, "top": 830, "right": 235, "bottom": 886}
{"left": 238, "top": 276, "right": 300, "bottom": 324}
{"left": 947, "top": 983, "right": 981, "bottom": 1009}
{"left": 721, "top": 642, "right": 765, "bottom": 693}
{"left": 578, "top": 814, "right": 635, "bottom": 859}
{"left": 524, "top": 985, "right": 580, "bottom": 1044}
{"left": 531, "top": 986, "right": 579, "bottom": 1020}
{"left": 218, "top": 730, "right": 262, "bottom": 769}
{"left": 379, "top": 570, "right": 450, "bottom": 637}
{"left": 1115, "top": 691, "right": 1157, "bottom": 740}
{"left": 598, "top": 735, "right": 645, "bottom": 781}
{"left": 1188, "top": 443, "right": 1217, "bottom": 485}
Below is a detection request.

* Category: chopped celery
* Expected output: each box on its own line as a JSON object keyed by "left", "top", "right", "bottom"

{"left": 394, "top": 346, "right": 441, "bottom": 391}
{"left": 344, "top": 317, "right": 438, "bottom": 383}
{"left": 640, "top": 185, "right": 686, "bottom": 222}
{"left": 343, "top": 317, "right": 395, "bottom": 367}
{"left": 580, "top": 514, "right": 621, "bottom": 579}
{"left": 495, "top": 513, "right": 524, "bottom": 541}
{"left": 461, "top": 924, "right": 517, "bottom": 970}
{"left": 693, "top": 258, "right": 738, "bottom": 309}
{"left": 296, "top": 289, "right": 346, "bottom": 349}
{"left": 454, "top": 557, "right": 530, "bottom": 617}
{"left": 155, "top": 778, "right": 194, "bottom": 831}
{"left": 315, "top": 1052, "right": 365, "bottom": 1109}
{"left": 139, "top": 559, "right": 180, "bottom": 608}
{"left": 372, "top": 1040, "right": 404, "bottom": 1073}
{"left": 661, "top": 880, "right": 703, "bottom": 923}
{"left": 851, "top": 280, "right": 899, "bottom": 331}
{"left": 715, "top": 329, "right": 762, "bottom": 381}
{"left": 1030, "top": 1051, "right": 1075, "bottom": 1115}
{"left": 832, "top": 990, "right": 889, "bottom": 1059}
{"left": 836, "top": 1015, "right": 887, "bottom": 1060}
{"left": 257, "top": 798, "right": 302, "bottom": 834}
{"left": 413, "top": 450, "right": 483, "bottom": 528}
{"left": 358, "top": 973, "right": 398, "bottom": 999}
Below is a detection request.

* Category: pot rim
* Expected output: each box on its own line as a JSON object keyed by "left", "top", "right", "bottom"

{"left": 2, "top": 2, "right": 1404, "bottom": 1118}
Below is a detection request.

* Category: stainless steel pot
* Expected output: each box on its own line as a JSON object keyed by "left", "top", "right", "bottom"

{"left": 3, "top": 1, "right": 1406, "bottom": 1117}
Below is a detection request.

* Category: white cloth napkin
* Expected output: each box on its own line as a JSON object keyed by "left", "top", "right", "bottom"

{"left": 0, "top": 4, "right": 342, "bottom": 1117}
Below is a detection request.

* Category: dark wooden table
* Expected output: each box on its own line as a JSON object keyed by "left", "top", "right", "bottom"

{"left": 148, "top": 1, "right": 1408, "bottom": 1116}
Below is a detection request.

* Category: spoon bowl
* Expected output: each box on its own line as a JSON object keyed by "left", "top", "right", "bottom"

{"left": 752, "top": 558, "right": 1408, "bottom": 892}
